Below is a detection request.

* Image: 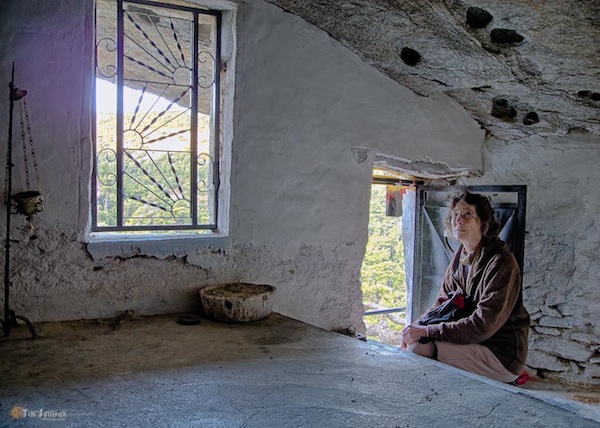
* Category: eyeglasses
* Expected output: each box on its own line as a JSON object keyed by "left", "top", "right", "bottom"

{"left": 451, "top": 210, "right": 478, "bottom": 221}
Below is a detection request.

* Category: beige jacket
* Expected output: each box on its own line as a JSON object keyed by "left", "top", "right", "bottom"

{"left": 421, "top": 238, "right": 530, "bottom": 376}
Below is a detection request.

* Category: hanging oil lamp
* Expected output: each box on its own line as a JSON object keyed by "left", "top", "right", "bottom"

{"left": 2, "top": 63, "right": 37, "bottom": 338}
{"left": 8, "top": 84, "right": 43, "bottom": 222}
{"left": 12, "top": 190, "right": 43, "bottom": 221}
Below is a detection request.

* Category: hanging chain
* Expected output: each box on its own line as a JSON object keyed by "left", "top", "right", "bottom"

{"left": 3, "top": 133, "right": 9, "bottom": 205}
{"left": 18, "top": 99, "right": 41, "bottom": 191}
{"left": 19, "top": 100, "right": 30, "bottom": 190}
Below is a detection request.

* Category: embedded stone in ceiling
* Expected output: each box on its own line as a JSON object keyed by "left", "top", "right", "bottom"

{"left": 264, "top": 0, "right": 600, "bottom": 140}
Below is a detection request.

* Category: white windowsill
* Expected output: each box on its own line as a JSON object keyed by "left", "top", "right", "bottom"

{"left": 86, "top": 233, "right": 229, "bottom": 261}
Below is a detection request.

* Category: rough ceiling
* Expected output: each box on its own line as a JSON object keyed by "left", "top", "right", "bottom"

{"left": 264, "top": 0, "right": 600, "bottom": 141}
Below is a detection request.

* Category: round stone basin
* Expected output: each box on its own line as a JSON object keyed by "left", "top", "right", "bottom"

{"left": 199, "top": 283, "right": 276, "bottom": 322}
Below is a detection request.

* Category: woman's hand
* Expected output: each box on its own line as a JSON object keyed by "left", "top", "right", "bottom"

{"left": 400, "top": 324, "right": 428, "bottom": 349}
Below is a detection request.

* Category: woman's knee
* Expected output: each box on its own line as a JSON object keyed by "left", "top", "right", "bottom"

{"left": 406, "top": 341, "right": 435, "bottom": 359}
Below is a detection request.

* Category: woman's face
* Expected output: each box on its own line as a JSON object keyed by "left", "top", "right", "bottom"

{"left": 451, "top": 200, "right": 483, "bottom": 250}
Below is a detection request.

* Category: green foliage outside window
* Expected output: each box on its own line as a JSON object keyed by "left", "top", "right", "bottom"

{"left": 95, "top": 111, "right": 212, "bottom": 228}
{"left": 361, "top": 184, "right": 407, "bottom": 344}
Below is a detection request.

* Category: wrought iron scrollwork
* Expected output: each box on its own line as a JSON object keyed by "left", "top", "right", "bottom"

{"left": 196, "top": 152, "right": 214, "bottom": 192}
{"left": 197, "top": 51, "right": 215, "bottom": 89}
{"left": 96, "top": 37, "right": 118, "bottom": 79}
{"left": 96, "top": 148, "right": 118, "bottom": 186}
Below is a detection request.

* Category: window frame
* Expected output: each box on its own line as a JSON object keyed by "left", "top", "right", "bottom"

{"left": 92, "top": 0, "right": 225, "bottom": 235}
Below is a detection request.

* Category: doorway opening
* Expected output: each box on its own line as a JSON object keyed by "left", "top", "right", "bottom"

{"left": 360, "top": 168, "right": 528, "bottom": 348}
{"left": 360, "top": 169, "right": 417, "bottom": 346}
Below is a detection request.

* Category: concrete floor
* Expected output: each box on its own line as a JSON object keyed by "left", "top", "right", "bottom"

{"left": 0, "top": 313, "right": 599, "bottom": 428}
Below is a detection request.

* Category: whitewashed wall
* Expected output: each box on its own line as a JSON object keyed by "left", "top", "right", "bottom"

{"left": 0, "top": 0, "right": 481, "bottom": 333}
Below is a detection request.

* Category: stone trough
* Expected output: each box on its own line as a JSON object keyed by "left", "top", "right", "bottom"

{"left": 199, "top": 283, "right": 276, "bottom": 322}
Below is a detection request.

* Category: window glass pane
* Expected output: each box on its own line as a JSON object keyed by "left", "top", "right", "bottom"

{"left": 94, "top": 0, "right": 219, "bottom": 231}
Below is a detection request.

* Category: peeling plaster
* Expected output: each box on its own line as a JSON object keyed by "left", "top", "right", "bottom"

{"left": 375, "top": 154, "right": 477, "bottom": 179}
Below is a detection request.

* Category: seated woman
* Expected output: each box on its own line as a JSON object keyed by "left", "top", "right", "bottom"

{"left": 400, "top": 191, "right": 530, "bottom": 383}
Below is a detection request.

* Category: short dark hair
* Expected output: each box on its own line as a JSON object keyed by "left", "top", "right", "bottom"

{"left": 444, "top": 191, "right": 500, "bottom": 243}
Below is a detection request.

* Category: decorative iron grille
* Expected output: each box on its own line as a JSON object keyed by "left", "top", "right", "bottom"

{"left": 93, "top": 0, "right": 221, "bottom": 232}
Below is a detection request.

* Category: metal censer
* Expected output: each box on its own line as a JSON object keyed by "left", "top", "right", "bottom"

{"left": 12, "top": 190, "right": 43, "bottom": 221}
